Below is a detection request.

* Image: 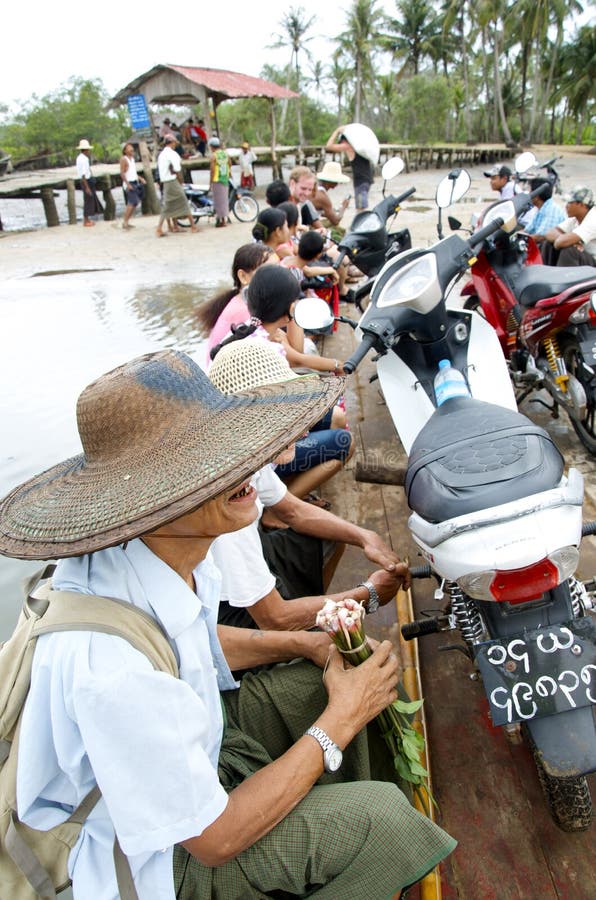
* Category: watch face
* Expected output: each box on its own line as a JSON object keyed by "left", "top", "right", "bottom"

{"left": 326, "top": 747, "right": 343, "bottom": 772}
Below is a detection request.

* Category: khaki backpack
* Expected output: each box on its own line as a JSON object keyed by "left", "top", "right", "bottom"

{"left": 0, "top": 566, "right": 179, "bottom": 900}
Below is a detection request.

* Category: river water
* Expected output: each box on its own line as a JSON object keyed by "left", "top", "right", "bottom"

{"left": 0, "top": 272, "right": 211, "bottom": 639}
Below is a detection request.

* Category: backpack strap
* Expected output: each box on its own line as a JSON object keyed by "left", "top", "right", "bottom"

{"left": 6, "top": 579, "right": 180, "bottom": 899}
{"left": 29, "top": 585, "right": 179, "bottom": 677}
{"left": 5, "top": 788, "right": 102, "bottom": 900}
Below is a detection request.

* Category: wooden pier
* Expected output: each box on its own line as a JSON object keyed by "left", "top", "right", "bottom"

{"left": 321, "top": 311, "right": 596, "bottom": 899}
{"left": 0, "top": 143, "right": 514, "bottom": 230}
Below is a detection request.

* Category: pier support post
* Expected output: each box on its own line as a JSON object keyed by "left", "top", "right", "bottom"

{"left": 139, "top": 141, "right": 161, "bottom": 216}
{"left": 101, "top": 176, "right": 116, "bottom": 221}
{"left": 40, "top": 186, "right": 60, "bottom": 227}
{"left": 66, "top": 179, "right": 77, "bottom": 224}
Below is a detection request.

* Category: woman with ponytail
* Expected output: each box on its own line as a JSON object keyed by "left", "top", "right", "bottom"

{"left": 251, "top": 207, "right": 290, "bottom": 260}
{"left": 198, "top": 243, "right": 274, "bottom": 361}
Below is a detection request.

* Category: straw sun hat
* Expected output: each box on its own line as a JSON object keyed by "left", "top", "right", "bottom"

{"left": 209, "top": 339, "right": 299, "bottom": 395}
{"left": 0, "top": 350, "right": 344, "bottom": 560}
{"left": 317, "top": 161, "right": 350, "bottom": 185}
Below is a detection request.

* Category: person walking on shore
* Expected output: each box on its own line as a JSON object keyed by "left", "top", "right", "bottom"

{"left": 209, "top": 137, "right": 230, "bottom": 227}
{"left": 120, "top": 142, "right": 146, "bottom": 230}
{"left": 76, "top": 139, "right": 103, "bottom": 227}
{"left": 155, "top": 135, "right": 198, "bottom": 237}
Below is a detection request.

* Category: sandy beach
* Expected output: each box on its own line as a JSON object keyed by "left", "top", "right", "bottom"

{"left": 1, "top": 146, "right": 593, "bottom": 283}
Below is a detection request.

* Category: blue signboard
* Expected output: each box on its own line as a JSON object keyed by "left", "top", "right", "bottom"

{"left": 127, "top": 94, "right": 151, "bottom": 131}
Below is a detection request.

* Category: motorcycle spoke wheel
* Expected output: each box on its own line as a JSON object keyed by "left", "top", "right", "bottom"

{"left": 560, "top": 336, "right": 596, "bottom": 455}
{"left": 531, "top": 744, "right": 593, "bottom": 832}
{"left": 232, "top": 195, "right": 259, "bottom": 223}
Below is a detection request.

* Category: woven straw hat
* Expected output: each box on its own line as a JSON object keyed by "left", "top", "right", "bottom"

{"left": 209, "top": 340, "right": 299, "bottom": 395}
{"left": 318, "top": 161, "right": 350, "bottom": 184}
{"left": 0, "top": 350, "right": 344, "bottom": 560}
{"left": 77, "top": 139, "right": 92, "bottom": 150}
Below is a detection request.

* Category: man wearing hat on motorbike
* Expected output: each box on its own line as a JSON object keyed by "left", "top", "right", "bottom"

{"left": 542, "top": 185, "right": 596, "bottom": 267}
{"left": 483, "top": 164, "right": 515, "bottom": 200}
{"left": 0, "top": 351, "right": 455, "bottom": 900}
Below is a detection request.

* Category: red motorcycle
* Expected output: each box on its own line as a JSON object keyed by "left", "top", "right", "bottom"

{"left": 456, "top": 190, "right": 596, "bottom": 454}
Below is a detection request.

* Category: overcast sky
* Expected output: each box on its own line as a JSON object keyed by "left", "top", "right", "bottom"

{"left": 1, "top": 1, "right": 396, "bottom": 113}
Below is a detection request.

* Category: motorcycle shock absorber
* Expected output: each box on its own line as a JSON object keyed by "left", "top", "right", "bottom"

{"left": 449, "top": 583, "right": 487, "bottom": 646}
{"left": 544, "top": 335, "right": 569, "bottom": 392}
{"left": 568, "top": 575, "right": 595, "bottom": 615}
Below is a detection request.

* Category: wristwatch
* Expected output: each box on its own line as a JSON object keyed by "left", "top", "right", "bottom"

{"left": 358, "top": 580, "right": 380, "bottom": 614}
{"left": 304, "top": 725, "right": 343, "bottom": 772}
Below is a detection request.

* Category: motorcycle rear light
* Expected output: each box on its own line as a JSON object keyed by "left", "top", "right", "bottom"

{"left": 569, "top": 293, "right": 596, "bottom": 324}
{"left": 491, "top": 559, "right": 559, "bottom": 603}
{"left": 458, "top": 547, "right": 579, "bottom": 603}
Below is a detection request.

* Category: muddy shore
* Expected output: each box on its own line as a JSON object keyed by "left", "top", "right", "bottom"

{"left": 1, "top": 146, "right": 593, "bottom": 283}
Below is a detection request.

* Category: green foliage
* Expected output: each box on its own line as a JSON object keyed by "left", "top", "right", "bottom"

{"left": 393, "top": 74, "right": 454, "bottom": 142}
{"left": 0, "top": 77, "right": 127, "bottom": 164}
{"left": 217, "top": 95, "right": 335, "bottom": 147}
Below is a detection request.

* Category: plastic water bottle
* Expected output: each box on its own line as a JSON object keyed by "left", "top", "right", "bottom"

{"left": 433, "top": 359, "right": 471, "bottom": 406}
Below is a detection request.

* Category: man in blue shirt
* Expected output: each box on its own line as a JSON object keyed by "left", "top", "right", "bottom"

{"left": 524, "top": 177, "right": 565, "bottom": 245}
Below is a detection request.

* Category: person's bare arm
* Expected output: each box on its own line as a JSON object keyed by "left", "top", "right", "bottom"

{"left": 181, "top": 641, "right": 400, "bottom": 865}
{"left": 271, "top": 491, "right": 407, "bottom": 577}
{"left": 544, "top": 225, "right": 564, "bottom": 244}
{"left": 217, "top": 623, "right": 331, "bottom": 670}
{"left": 246, "top": 567, "right": 407, "bottom": 631}
{"left": 313, "top": 189, "right": 347, "bottom": 227}
{"left": 303, "top": 264, "right": 340, "bottom": 283}
{"left": 554, "top": 230, "right": 582, "bottom": 249}
{"left": 325, "top": 126, "right": 351, "bottom": 156}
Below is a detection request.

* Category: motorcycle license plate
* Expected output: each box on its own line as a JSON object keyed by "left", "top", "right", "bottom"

{"left": 476, "top": 617, "right": 596, "bottom": 726}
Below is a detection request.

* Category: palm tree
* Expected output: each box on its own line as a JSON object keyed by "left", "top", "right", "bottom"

{"left": 334, "top": 0, "right": 384, "bottom": 123}
{"left": 270, "top": 8, "right": 317, "bottom": 147}
{"left": 555, "top": 24, "right": 596, "bottom": 142}
{"left": 328, "top": 55, "right": 353, "bottom": 124}
{"left": 381, "top": 0, "right": 441, "bottom": 76}
{"left": 475, "top": 0, "right": 515, "bottom": 145}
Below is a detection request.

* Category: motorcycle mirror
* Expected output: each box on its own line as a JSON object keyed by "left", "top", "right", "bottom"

{"left": 515, "top": 150, "right": 537, "bottom": 174}
{"left": 435, "top": 169, "right": 471, "bottom": 208}
{"left": 293, "top": 297, "right": 335, "bottom": 332}
{"left": 381, "top": 156, "right": 405, "bottom": 181}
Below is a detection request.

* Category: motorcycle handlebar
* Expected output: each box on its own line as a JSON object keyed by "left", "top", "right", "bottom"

{"left": 470, "top": 216, "right": 505, "bottom": 249}
{"left": 343, "top": 332, "right": 378, "bottom": 374}
{"left": 393, "top": 187, "right": 416, "bottom": 208}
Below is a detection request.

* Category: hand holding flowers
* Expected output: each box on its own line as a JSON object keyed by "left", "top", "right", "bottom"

{"left": 316, "top": 597, "right": 433, "bottom": 809}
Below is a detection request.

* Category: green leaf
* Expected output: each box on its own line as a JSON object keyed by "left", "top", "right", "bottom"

{"left": 402, "top": 739, "right": 423, "bottom": 763}
{"left": 409, "top": 760, "right": 430, "bottom": 777}
{"left": 394, "top": 754, "right": 418, "bottom": 782}
{"left": 393, "top": 698, "right": 424, "bottom": 714}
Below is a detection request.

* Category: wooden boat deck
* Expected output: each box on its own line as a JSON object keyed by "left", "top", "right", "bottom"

{"left": 321, "top": 308, "right": 596, "bottom": 899}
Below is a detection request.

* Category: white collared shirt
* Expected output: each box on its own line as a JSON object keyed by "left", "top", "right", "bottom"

{"left": 76, "top": 152, "right": 91, "bottom": 179}
{"left": 17, "top": 540, "right": 235, "bottom": 900}
{"left": 210, "top": 464, "right": 287, "bottom": 607}
{"left": 158, "top": 145, "right": 181, "bottom": 182}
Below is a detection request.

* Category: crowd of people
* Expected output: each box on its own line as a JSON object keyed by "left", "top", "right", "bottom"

{"left": 0, "top": 124, "right": 466, "bottom": 900}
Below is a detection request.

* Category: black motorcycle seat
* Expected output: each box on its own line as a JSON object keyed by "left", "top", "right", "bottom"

{"left": 405, "top": 398, "right": 564, "bottom": 523}
{"left": 515, "top": 264, "right": 596, "bottom": 307}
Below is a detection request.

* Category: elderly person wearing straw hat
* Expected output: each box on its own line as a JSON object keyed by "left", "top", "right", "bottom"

{"left": 209, "top": 340, "right": 409, "bottom": 634}
{"left": 0, "top": 350, "right": 455, "bottom": 900}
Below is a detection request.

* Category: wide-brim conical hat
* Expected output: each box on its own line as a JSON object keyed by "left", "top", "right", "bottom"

{"left": 0, "top": 350, "right": 344, "bottom": 560}
{"left": 341, "top": 124, "right": 380, "bottom": 165}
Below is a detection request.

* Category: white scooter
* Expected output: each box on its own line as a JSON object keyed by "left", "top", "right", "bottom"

{"left": 295, "top": 172, "right": 596, "bottom": 832}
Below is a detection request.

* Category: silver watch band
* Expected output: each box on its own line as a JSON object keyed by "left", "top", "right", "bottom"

{"left": 358, "top": 580, "right": 380, "bottom": 613}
